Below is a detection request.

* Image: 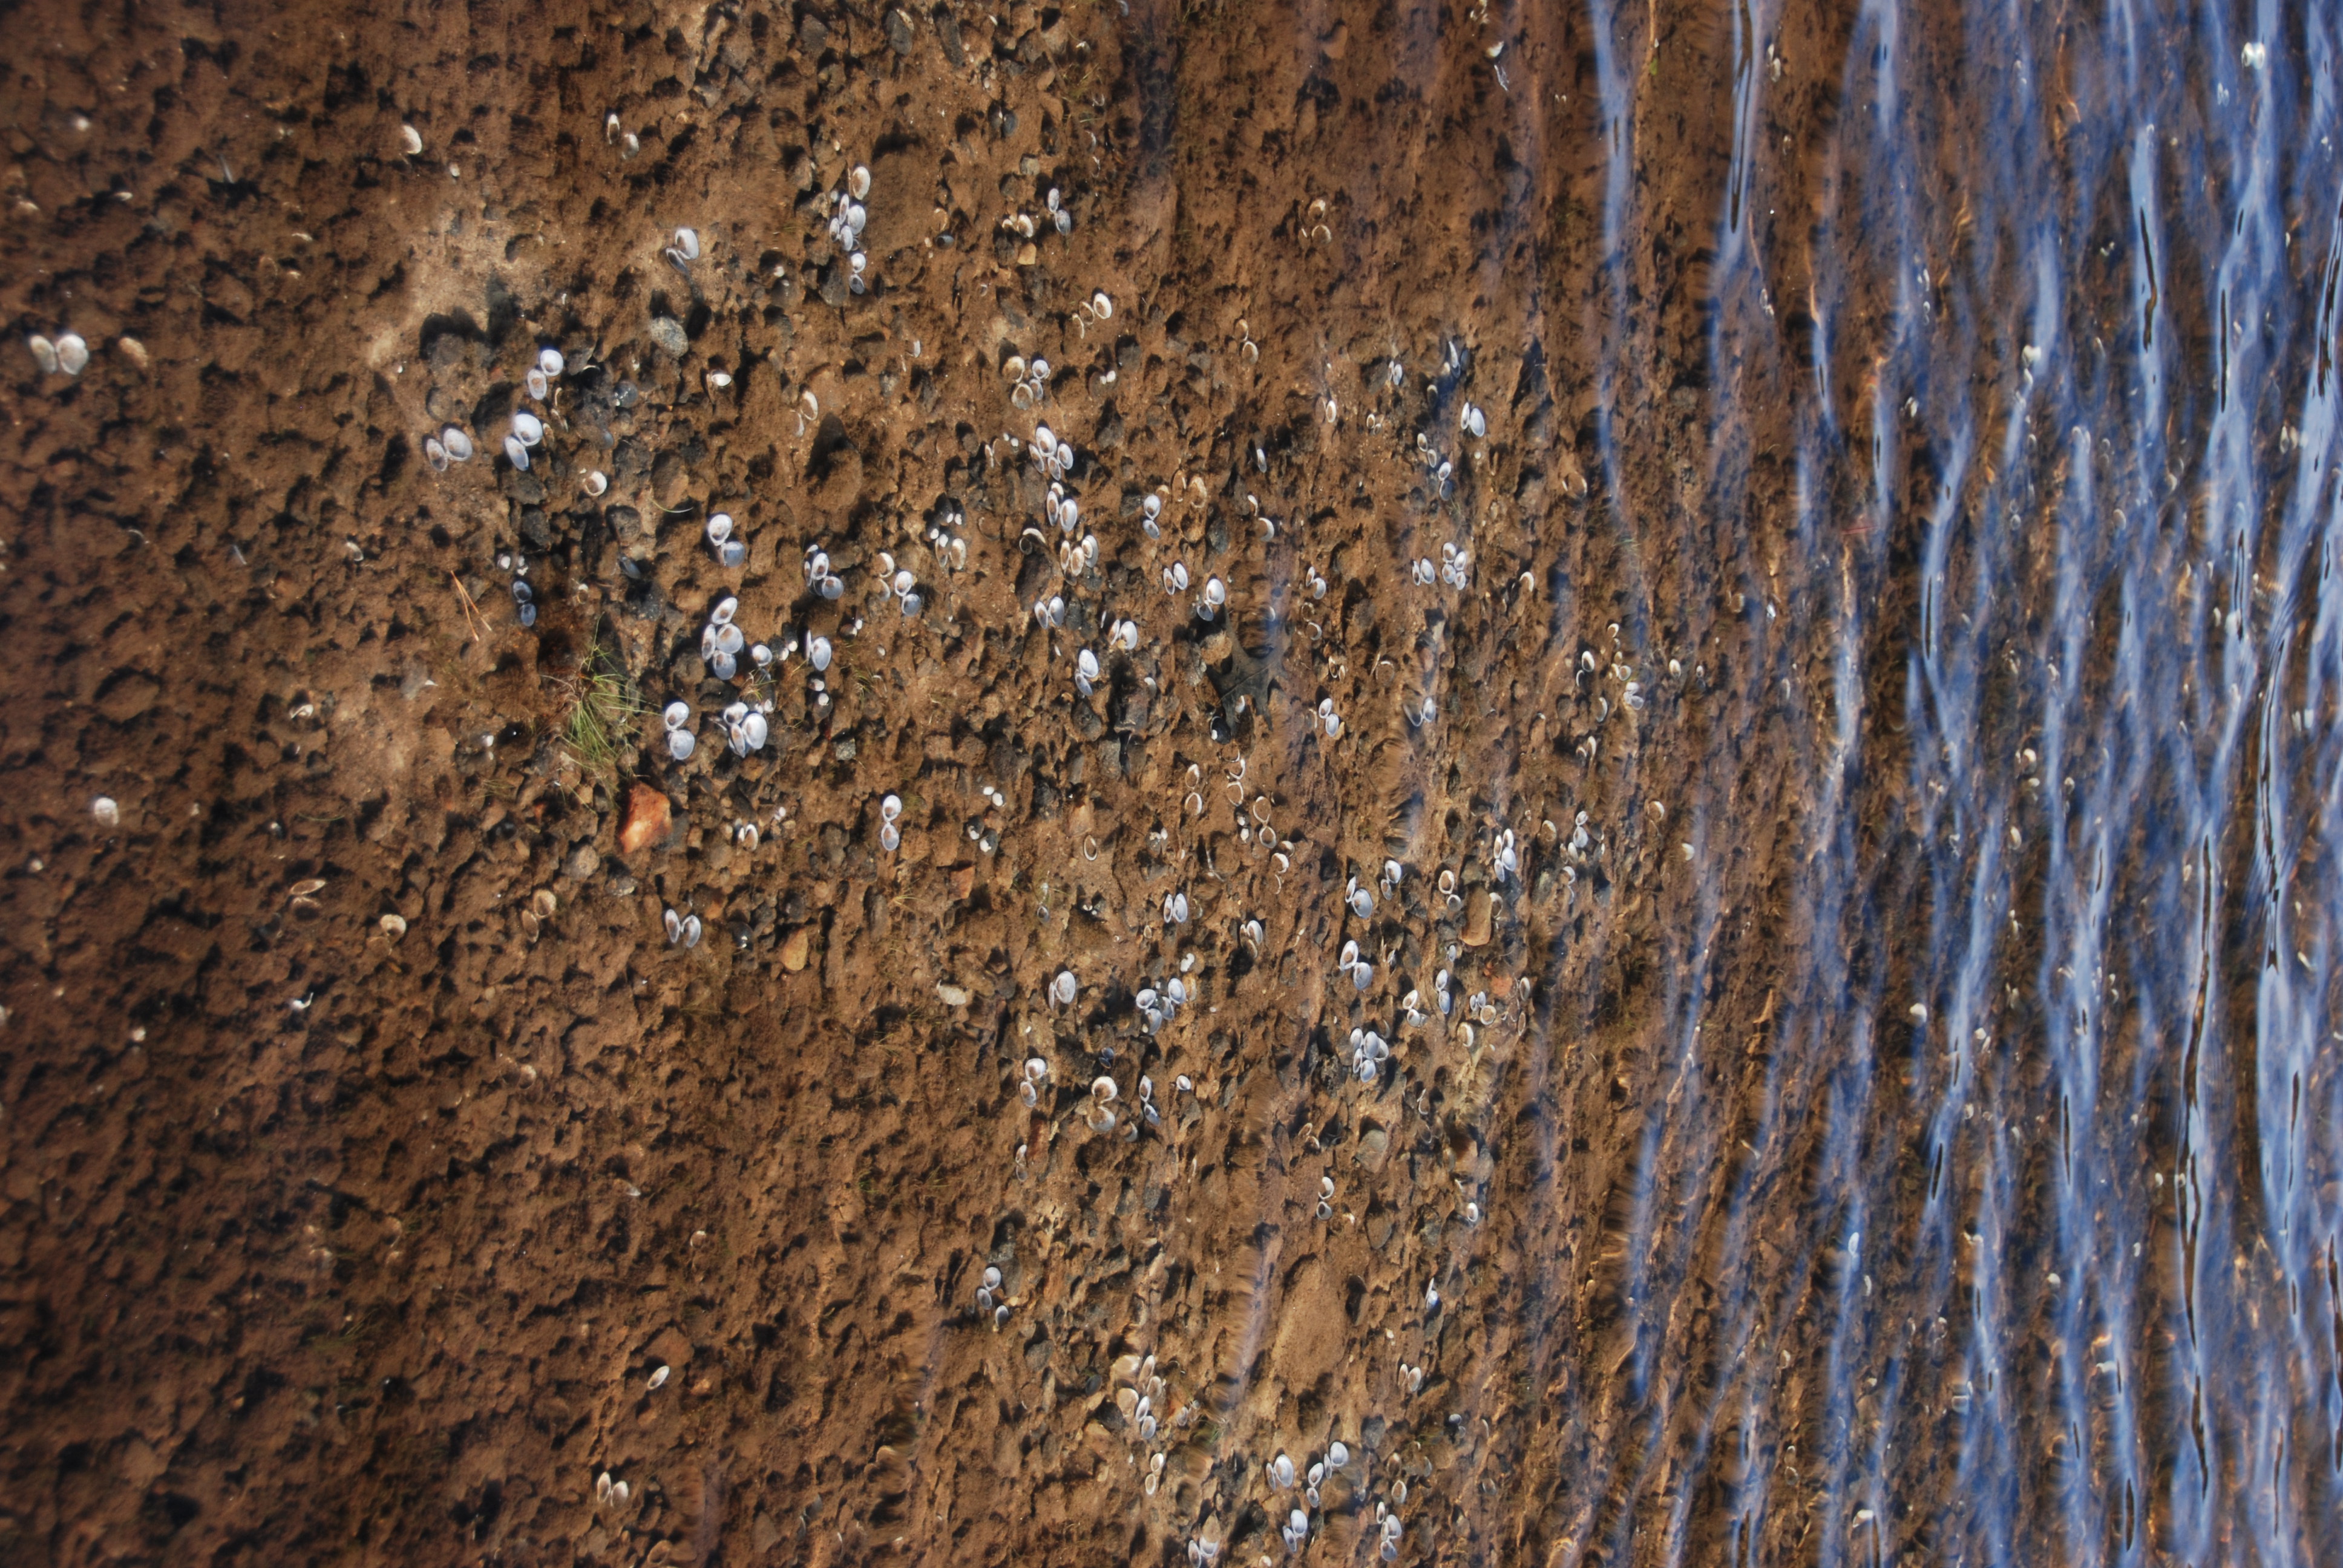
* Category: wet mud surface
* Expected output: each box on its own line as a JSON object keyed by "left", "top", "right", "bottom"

{"left": 7, "top": 1, "right": 2343, "bottom": 1566}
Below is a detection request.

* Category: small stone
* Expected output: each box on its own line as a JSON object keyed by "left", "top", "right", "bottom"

{"left": 648, "top": 316, "right": 689, "bottom": 357}
{"left": 618, "top": 785, "right": 672, "bottom": 855}
{"left": 937, "top": 982, "right": 971, "bottom": 1007}
{"left": 885, "top": 7, "right": 915, "bottom": 53}
{"left": 564, "top": 843, "right": 603, "bottom": 881}
{"left": 779, "top": 926, "right": 811, "bottom": 972}
{"left": 1461, "top": 889, "right": 1492, "bottom": 947}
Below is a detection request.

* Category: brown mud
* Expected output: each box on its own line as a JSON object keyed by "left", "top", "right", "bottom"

{"left": 5, "top": 1, "right": 2325, "bottom": 1566}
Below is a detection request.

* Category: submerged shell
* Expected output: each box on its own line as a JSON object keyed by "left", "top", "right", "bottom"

{"left": 442, "top": 427, "right": 474, "bottom": 461}
{"left": 55, "top": 333, "right": 89, "bottom": 374}
{"left": 582, "top": 469, "right": 609, "bottom": 496}
{"left": 502, "top": 434, "right": 531, "bottom": 469}
{"left": 672, "top": 226, "right": 701, "bottom": 260}
{"left": 667, "top": 728, "right": 696, "bottom": 761}
{"left": 809, "top": 636, "right": 833, "bottom": 673}
{"left": 510, "top": 410, "right": 544, "bottom": 446}
{"left": 848, "top": 164, "right": 872, "bottom": 200}
{"left": 26, "top": 335, "right": 58, "bottom": 374}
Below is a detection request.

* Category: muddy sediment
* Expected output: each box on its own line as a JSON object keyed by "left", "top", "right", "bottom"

{"left": 8, "top": 2, "right": 2330, "bottom": 1566}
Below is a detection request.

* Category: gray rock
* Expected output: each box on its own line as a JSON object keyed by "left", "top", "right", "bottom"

{"left": 564, "top": 843, "right": 602, "bottom": 881}
{"left": 648, "top": 316, "right": 689, "bottom": 357}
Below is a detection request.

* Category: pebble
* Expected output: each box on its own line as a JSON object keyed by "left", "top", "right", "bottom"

{"left": 648, "top": 316, "right": 689, "bottom": 356}
{"left": 618, "top": 785, "right": 672, "bottom": 855}
{"left": 564, "top": 844, "right": 603, "bottom": 881}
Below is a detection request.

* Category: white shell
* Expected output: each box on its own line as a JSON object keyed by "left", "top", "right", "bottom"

{"left": 809, "top": 636, "right": 833, "bottom": 673}
{"left": 441, "top": 427, "right": 474, "bottom": 461}
{"left": 663, "top": 701, "right": 690, "bottom": 730}
{"left": 880, "top": 793, "right": 903, "bottom": 822}
{"left": 1328, "top": 1442, "right": 1349, "bottom": 1468}
{"left": 879, "top": 822, "right": 901, "bottom": 852}
{"left": 665, "top": 908, "right": 684, "bottom": 942}
{"left": 525, "top": 368, "right": 549, "bottom": 400}
{"left": 401, "top": 124, "right": 424, "bottom": 156}
{"left": 667, "top": 728, "right": 696, "bottom": 761}
{"left": 1091, "top": 1075, "right": 1118, "bottom": 1102}
{"left": 893, "top": 569, "right": 916, "bottom": 597}
{"left": 582, "top": 470, "right": 608, "bottom": 496}
{"left": 502, "top": 435, "right": 530, "bottom": 469}
{"left": 647, "top": 1365, "right": 671, "bottom": 1391}
{"left": 711, "top": 594, "right": 738, "bottom": 625}
{"left": 707, "top": 513, "right": 733, "bottom": 546}
{"left": 672, "top": 226, "right": 701, "bottom": 260}
{"left": 681, "top": 915, "right": 702, "bottom": 947}
{"left": 848, "top": 164, "right": 871, "bottom": 200}
{"left": 1204, "top": 577, "right": 1227, "bottom": 607}
{"left": 1076, "top": 648, "right": 1100, "bottom": 682}
{"left": 741, "top": 711, "right": 769, "bottom": 750}
{"left": 1052, "top": 970, "right": 1077, "bottom": 1006}
{"left": 425, "top": 437, "right": 450, "bottom": 472}
{"left": 1092, "top": 291, "right": 1113, "bottom": 319}
{"left": 1273, "top": 1454, "right": 1296, "bottom": 1488}
{"left": 510, "top": 410, "right": 544, "bottom": 446}
{"left": 91, "top": 795, "right": 120, "bottom": 827}
{"left": 26, "top": 335, "right": 58, "bottom": 374}
{"left": 55, "top": 333, "right": 88, "bottom": 374}
{"left": 538, "top": 346, "right": 566, "bottom": 376}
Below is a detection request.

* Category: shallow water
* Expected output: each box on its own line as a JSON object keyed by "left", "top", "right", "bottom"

{"left": 8, "top": 2, "right": 2342, "bottom": 1562}
{"left": 1521, "top": 1, "right": 2343, "bottom": 1562}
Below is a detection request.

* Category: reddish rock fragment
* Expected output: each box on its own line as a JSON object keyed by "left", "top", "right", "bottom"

{"left": 619, "top": 785, "right": 672, "bottom": 855}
